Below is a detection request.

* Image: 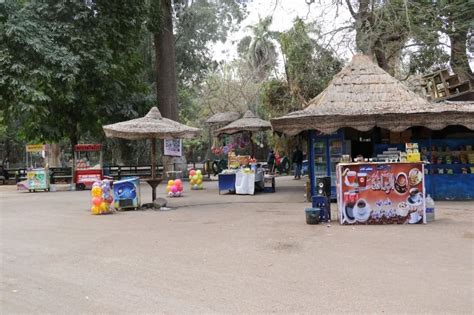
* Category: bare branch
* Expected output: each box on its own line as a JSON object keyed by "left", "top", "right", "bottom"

{"left": 345, "top": 0, "right": 357, "bottom": 18}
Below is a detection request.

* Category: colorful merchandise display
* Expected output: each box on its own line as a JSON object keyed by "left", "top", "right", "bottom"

{"left": 337, "top": 162, "right": 426, "bottom": 225}
{"left": 114, "top": 177, "right": 141, "bottom": 209}
{"left": 90, "top": 180, "right": 114, "bottom": 215}
{"left": 74, "top": 144, "right": 103, "bottom": 190}
{"left": 166, "top": 178, "right": 184, "bottom": 197}
{"left": 25, "top": 144, "right": 50, "bottom": 192}
{"left": 189, "top": 169, "right": 204, "bottom": 190}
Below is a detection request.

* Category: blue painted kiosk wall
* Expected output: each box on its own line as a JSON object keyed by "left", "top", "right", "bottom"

{"left": 309, "top": 130, "right": 474, "bottom": 201}
{"left": 374, "top": 138, "right": 474, "bottom": 201}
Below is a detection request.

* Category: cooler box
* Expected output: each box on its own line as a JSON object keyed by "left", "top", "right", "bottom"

{"left": 114, "top": 177, "right": 141, "bottom": 210}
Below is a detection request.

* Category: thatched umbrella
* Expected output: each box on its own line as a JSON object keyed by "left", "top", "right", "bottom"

{"left": 205, "top": 112, "right": 241, "bottom": 127}
{"left": 271, "top": 54, "right": 474, "bottom": 135}
{"left": 103, "top": 107, "right": 200, "bottom": 201}
{"left": 215, "top": 110, "right": 272, "bottom": 156}
{"left": 205, "top": 112, "right": 240, "bottom": 161}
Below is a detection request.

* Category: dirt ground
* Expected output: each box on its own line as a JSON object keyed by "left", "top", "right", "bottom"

{"left": 1, "top": 176, "right": 473, "bottom": 314}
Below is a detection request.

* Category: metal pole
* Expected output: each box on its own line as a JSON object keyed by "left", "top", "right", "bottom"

{"left": 428, "top": 133, "right": 433, "bottom": 198}
{"left": 308, "top": 130, "right": 316, "bottom": 205}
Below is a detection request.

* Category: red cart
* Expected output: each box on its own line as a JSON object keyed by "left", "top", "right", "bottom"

{"left": 74, "top": 144, "right": 103, "bottom": 190}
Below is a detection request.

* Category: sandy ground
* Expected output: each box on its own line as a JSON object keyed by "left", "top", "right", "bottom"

{"left": 1, "top": 176, "right": 473, "bottom": 314}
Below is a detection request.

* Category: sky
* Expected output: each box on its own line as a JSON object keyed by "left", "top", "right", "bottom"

{"left": 211, "top": 0, "right": 473, "bottom": 73}
{"left": 211, "top": 0, "right": 354, "bottom": 63}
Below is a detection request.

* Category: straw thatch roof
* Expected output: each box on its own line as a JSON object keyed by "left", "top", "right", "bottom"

{"left": 205, "top": 111, "right": 240, "bottom": 125}
{"left": 271, "top": 54, "right": 474, "bottom": 135}
{"left": 103, "top": 107, "right": 200, "bottom": 140}
{"left": 215, "top": 110, "right": 272, "bottom": 135}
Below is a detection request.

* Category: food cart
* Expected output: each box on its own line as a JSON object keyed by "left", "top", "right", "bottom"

{"left": 217, "top": 152, "right": 265, "bottom": 195}
{"left": 73, "top": 144, "right": 103, "bottom": 190}
{"left": 26, "top": 144, "right": 50, "bottom": 192}
{"left": 337, "top": 162, "right": 426, "bottom": 224}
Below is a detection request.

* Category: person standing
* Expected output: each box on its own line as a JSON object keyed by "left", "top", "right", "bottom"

{"left": 267, "top": 150, "right": 275, "bottom": 174}
{"left": 292, "top": 146, "right": 303, "bottom": 179}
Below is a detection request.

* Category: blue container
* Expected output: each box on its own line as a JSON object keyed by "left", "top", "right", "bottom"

{"left": 114, "top": 177, "right": 141, "bottom": 210}
{"left": 305, "top": 208, "right": 321, "bottom": 225}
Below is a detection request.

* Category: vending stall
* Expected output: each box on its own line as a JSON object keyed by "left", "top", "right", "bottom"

{"left": 74, "top": 144, "right": 103, "bottom": 190}
{"left": 337, "top": 162, "right": 425, "bottom": 224}
{"left": 270, "top": 54, "right": 474, "bottom": 223}
{"left": 26, "top": 144, "right": 50, "bottom": 192}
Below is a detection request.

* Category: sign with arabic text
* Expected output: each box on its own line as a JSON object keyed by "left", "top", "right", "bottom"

{"left": 337, "top": 162, "right": 425, "bottom": 225}
{"left": 164, "top": 139, "right": 182, "bottom": 157}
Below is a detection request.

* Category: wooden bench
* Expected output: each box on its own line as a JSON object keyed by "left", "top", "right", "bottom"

{"left": 104, "top": 165, "right": 164, "bottom": 180}
{"left": 50, "top": 167, "right": 73, "bottom": 184}
{"left": 15, "top": 169, "right": 27, "bottom": 183}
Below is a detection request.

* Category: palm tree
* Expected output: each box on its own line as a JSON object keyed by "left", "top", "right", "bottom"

{"left": 245, "top": 17, "right": 278, "bottom": 81}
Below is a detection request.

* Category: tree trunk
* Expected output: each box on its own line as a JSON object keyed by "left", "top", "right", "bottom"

{"left": 48, "top": 143, "right": 61, "bottom": 167}
{"left": 449, "top": 30, "right": 474, "bottom": 83}
{"left": 69, "top": 130, "right": 78, "bottom": 149}
{"left": 351, "top": 0, "right": 373, "bottom": 55}
{"left": 154, "top": 0, "right": 178, "bottom": 120}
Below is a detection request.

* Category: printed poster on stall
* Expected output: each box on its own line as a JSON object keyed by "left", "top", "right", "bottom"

{"left": 337, "top": 163, "right": 425, "bottom": 225}
{"left": 164, "top": 139, "right": 182, "bottom": 157}
{"left": 27, "top": 169, "right": 49, "bottom": 190}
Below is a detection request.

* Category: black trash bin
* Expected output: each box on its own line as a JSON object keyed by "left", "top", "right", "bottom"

{"left": 305, "top": 208, "right": 321, "bottom": 225}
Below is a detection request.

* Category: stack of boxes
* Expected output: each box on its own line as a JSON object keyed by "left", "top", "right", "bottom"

{"left": 406, "top": 143, "right": 421, "bottom": 162}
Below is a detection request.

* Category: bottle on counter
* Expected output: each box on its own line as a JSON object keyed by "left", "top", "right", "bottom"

{"left": 426, "top": 194, "right": 435, "bottom": 222}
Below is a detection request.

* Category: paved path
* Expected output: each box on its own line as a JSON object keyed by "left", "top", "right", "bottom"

{"left": 1, "top": 177, "right": 473, "bottom": 313}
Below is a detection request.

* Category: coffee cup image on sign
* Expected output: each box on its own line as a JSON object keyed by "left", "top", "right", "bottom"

{"left": 407, "top": 187, "right": 423, "bottom": 205}
{"left": 345, "top": 170, "right": 358, "bottom": 186}
{"left": 408, "top": 210, "right": 423, "bottom": 224}
{"left": 357, "top": 173, "right": 367, "bottom": 187}
{"left": 408, "top": 168, "right": 423, "bottom": 186}
{"left": 394, "top": 172, "right": 408, "bottom": 194}
{"left": 353, "top": 198, "right": 371, "bottom": 222}
{"left": 344, "top": 202, "right": 356, "bottom": 223}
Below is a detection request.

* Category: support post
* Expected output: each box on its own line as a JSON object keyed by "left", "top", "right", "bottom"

{"left": 250, "top": 131, "right": 256, "bottom": 158}
{"left": 325, "top": 136, "right": 331, "bottom": 177}
{"left": 428, "top": 133, "right": 433, "bottom": 199}
{"left": 308, "top": 130, "right": 316, "bottom": 203}
{"left": 151, "top": 138, "right": 157, "bottom": 201}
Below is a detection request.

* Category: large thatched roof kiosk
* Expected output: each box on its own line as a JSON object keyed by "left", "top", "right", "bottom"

{"left": 271, "top": 54, "right": 474, "bottom": 203}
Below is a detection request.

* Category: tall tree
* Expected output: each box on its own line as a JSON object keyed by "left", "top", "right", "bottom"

{"left": 149, "top": 0, "right": 178, "bottom": 120}
{"left": 0, "top": 0, "right": 147, "bottom": 146}
{"left": 148, "top": 0, "right": 246, "bottom": 120}
{"left": 243, "top": 17, "right": 278, "bottom": 81}
{"left": 442, "top": 0, "right": 473, "bottom": 81}
{"left": 279, "top": 18, "right": 342, "bottom": 107}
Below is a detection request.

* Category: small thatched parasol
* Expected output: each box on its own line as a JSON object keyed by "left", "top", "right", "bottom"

{"left": 271, "top": 54, "right": 474, "bottom": 135}
{"left": 205, "top": 112, "right": 241, "bottom": 126}
{"left": 103, "top": 107, "right": 200, "bottom": 201}
{"left": 215, "top": 110, "right": 271, "bottom": 135}
{"left": 214, "top": 110, "right": 271, "bottom": 156}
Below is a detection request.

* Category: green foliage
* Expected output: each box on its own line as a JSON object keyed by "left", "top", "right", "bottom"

{"left": 174, "top": 0, "right": 246, "bottom": 86}
{"left": 0, "top": 110, "right": 7, "bottom": 139}
{"left": 279, "top": 18, "right": 342, "bottom": 106}
{"left": 260, "top": 80, "right": 293, "bottom": 118}
{"left": 244, "top": 16, "right": 278, "bottom": 80}
{"left": 0, "top": 0, "right": 148, "bottom": 146}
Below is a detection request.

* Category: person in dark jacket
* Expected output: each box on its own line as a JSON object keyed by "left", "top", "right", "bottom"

{"left": 267, "top": 150, "right": 275, "bottom": 174}
{"left": 292, "top": 147, "right": 304, "bottom": 179}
